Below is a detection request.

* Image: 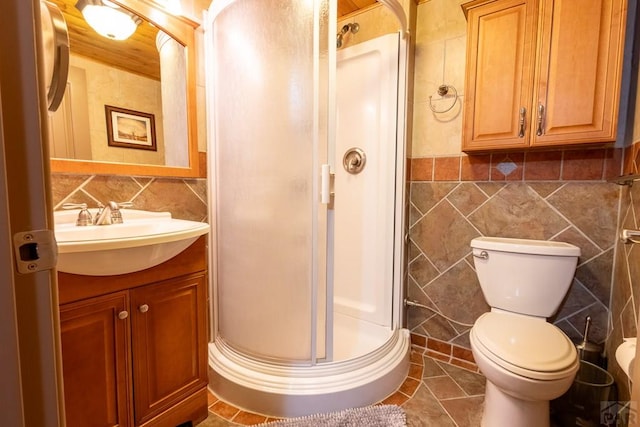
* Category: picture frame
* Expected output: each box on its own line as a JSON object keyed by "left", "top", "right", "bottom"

{"left": 105, "top": 105, "right": 157, "bottom": 151}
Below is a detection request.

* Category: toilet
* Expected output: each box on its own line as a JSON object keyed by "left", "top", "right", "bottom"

{"left": 469, "top": 236, "right": 581, "bottom": 427}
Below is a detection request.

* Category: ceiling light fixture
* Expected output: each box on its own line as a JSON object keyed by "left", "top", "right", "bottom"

{"left": 75, "top": 0, "right": 141, "bottom": 41}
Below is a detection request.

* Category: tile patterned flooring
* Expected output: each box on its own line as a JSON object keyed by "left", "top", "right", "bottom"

{"left": 198, "top": 345, "right": 485, "bottom": 427}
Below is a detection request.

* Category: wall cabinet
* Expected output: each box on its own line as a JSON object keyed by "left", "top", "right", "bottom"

{"left": 461, "top": 0, "right": 628, "bottom": 152}
{"left": 58, "top": 237, "right": 208, "bottom": 427}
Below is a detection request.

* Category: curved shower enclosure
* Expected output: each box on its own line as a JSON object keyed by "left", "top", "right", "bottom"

{"left": 205, "top": 0, "right": 411, "bottom": 417}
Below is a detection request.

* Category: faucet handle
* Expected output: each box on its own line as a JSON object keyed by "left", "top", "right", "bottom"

{"left": 109, "top": 201, "right": 132, "bottom": 224}
{"left": 105, "top": 201, "right": 133, "bottom": 211}
{"left": 62, "top": 202, "right": 88, "bottom": 210}
{"left": 61, "top": 203, "right": 93, "bottom": 226}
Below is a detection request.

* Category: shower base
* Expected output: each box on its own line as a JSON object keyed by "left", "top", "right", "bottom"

{"left": 208, "top": 325, "right": 410, "bottom": 417}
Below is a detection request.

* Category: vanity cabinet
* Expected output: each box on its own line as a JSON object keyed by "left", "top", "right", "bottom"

{"left": 461, "top": 0, "right": 627, "bottom": 152}
{"left": 58, "top": 237, "right": 208, "bottom": 427}
{"left": 130, "top": 275, "right": 207, "bottom": 426}
{"left": 60, "top": 292, "right": 131, "bottom": 427}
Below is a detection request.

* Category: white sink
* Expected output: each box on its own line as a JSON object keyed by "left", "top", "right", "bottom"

{"left": 54, "top": 209, "right": 209, "bottom": 276}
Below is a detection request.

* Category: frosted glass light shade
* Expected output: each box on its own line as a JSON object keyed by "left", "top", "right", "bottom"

{"left": 80, "top": 2, "right": 140, "bottom": 40}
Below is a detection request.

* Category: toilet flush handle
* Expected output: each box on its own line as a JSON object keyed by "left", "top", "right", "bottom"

{"left": 473, "top": 250, "right": 488, "bottom": 260}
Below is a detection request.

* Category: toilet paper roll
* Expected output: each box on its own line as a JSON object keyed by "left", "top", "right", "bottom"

{"left": 615, "top": 338, "right": 636, "bottom": 380}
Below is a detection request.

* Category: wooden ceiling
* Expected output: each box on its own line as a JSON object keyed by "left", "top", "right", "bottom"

{"left": 49, "top": 0, "right": 378, "bottom": 81}
{"left": 338, "top": 0, "right": 377, "bottom": 18}
{"left": 49, "top": 0, "right": 161, "bottom": 80}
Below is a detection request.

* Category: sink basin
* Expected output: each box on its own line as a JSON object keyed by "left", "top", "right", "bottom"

{"left": 54, "top": 209, "right": 209, "bottom": 276}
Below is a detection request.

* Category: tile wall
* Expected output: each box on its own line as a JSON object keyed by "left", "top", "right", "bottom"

{"left": 609, "top": 169, "right": 637, "bottom": 402}
{"left": 50, "top": 173, "right": 207, "bottom": 221}
{"left": 407, "top": 151, "right": 621, "bottom": 350}
{"left": 606, "top": 62, "right": 640, "bottom": 401}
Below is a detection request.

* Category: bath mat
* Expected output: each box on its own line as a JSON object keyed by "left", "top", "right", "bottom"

{"left": 256, "top": 404, "right": 406, "bottom": 427}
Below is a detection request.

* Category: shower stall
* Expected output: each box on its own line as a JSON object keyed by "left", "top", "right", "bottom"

{"left": 205, "top": 0, "right": 411, "bottom": 417}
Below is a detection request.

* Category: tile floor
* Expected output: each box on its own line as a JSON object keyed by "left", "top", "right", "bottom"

{"left": 198, "top": 344, "right": 486, "bottom": 426}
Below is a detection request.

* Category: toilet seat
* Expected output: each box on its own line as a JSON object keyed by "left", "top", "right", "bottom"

{"left": 472, "top": 312, "right": 578, "bottom": 381}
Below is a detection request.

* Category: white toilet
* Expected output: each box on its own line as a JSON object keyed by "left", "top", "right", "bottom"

{"left": 469, "top": 236, "right": 581, "bottom": 427}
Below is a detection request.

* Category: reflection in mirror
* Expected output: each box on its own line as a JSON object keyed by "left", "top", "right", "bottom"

{"left": 48, "top": 0, "right": 199, "bottom": 177}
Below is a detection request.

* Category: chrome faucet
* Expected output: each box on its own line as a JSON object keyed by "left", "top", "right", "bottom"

{"left": 62, "top": 203, "right": 93, "bottom": 226}
{"left": 94, "top": 201, "right": 132, "bottom": 225}
{"left": 61, "top": 201, "right": 132, "bottom": 226}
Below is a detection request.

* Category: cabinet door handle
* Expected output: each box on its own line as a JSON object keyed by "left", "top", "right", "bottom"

{"left": 139, "top": 304, "right": 149, "bottom": 313}
{"left": 537, "top": 103, "right": 545, "bottom": 136}
{"left": 118, "top": 310, "right": 128, "bottom": 320}
{"left": 518, "top": 107, "right": 526, "bottom": 138}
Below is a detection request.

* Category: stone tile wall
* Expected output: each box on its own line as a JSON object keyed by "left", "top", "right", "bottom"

{"left": 50, "top": 173, "right": 207, "bottom": 221}
{"left": 606, "top": 144, "right": 640, "bottom": 402}
{"left": 407, "top": 149, "right": 622, "bottom": 351}
{"left": 609, "top": 180, "right": 635, "bottom": 402}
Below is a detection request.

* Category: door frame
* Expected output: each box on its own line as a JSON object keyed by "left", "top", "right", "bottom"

{"left": 0, "top": 1, "right": 64, "bottom": 425}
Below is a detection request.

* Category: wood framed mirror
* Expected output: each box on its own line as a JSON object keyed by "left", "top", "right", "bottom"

{"left": 48, "top": 0, "right": 200, "bottom": 178}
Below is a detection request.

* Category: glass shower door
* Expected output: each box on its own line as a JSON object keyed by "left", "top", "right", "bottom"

{"left": 209, "top": 0, "right": 331, "bottom": 363}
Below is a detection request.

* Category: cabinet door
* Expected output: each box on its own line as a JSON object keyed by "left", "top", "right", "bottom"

{"left": 532, "top": 0, "right": 627, "bottom": 146}
{"left": 60, "top": 292, "right": 131, "bottom": 427}
{"left": 130, "top": 275, "right": 207, "bottom": 425}
{"left": 462, "top": 0, "right": 538, "bottom": 151}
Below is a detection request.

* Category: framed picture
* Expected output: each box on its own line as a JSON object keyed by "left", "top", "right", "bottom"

{"left": 105, "top": 105, "right": 157, "bottom": 151}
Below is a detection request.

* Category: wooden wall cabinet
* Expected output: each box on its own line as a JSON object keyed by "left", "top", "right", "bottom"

{"left": 58, "top": 237, "right": 208, "bottom": 427}
{"left": 461, "top": 0, "right": 628, "bottom": 152}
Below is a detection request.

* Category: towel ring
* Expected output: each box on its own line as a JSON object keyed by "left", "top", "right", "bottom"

{"left": 428, "top": 84, "right": 458, "bottom": 114}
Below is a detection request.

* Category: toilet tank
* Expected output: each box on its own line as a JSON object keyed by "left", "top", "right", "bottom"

{"left": 470, "top": 237, "right": 581, "bottom": 318}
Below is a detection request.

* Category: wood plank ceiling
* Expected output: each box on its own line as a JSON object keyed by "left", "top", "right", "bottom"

{"left": 338, "top": 0, "right": 377, "bottom": 17}
{"left": 49, "top": 0, "right": 162, "bottom": 80}
{"left": 49, "top": 0, "right": 378, "bottom": 81}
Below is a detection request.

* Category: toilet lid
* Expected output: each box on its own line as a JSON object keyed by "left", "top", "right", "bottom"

{"left": 473, "top": 312, "right": 577, "bottom": 374}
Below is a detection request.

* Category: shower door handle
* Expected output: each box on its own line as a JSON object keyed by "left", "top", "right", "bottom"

{"left": 321, "top": 164, "right": 331, "bottom": 204}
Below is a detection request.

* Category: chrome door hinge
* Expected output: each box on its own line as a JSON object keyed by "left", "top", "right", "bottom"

{"left": 13, "top": 230, "right": 57, "bottom": 274}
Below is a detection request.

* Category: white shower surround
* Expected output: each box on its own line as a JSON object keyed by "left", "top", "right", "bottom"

{"left": 209, "top": 329, "right": 410, "bottom": 417}
{"left": 205, "top": 0, "right": 412, "bottom": 417}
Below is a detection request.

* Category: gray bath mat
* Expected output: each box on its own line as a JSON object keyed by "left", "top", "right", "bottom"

{"left": 256, "top": 404, "right": 406, "bottom": 427}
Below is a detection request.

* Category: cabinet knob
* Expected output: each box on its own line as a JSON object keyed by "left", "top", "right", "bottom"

{"left": 117, "top": 310, "right": 128, "bottom": 320}
{"left": 139, "top": 304, "right": 149, "bottom": 313}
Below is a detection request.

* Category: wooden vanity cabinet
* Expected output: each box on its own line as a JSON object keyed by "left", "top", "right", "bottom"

{"left": 130, "top": 275, "right": 207, "bottom": 426}
{"left": 461, "top": 0, "right": 627, "bottom": 152}
{"left": 59, "top": 292, "right": 132, "bottom": 427}
{"left": 58, "top": 237, "right": 208, "bottom": 427}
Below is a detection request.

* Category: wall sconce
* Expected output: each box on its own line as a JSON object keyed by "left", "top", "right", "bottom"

{"left": 75, "top": 0, "right": 141, "bottom": 41}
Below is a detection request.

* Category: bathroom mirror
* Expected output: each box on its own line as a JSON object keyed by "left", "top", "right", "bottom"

{"left": 48, "top": 0, "right": 200, "bottom": 177}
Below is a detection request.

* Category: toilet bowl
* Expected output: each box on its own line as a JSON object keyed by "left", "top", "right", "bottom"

{"left": 469, "top": 237, "right": 581, "bottom": 427}
{"left": 471, "top": 312, "right": 579, "bottom": 426}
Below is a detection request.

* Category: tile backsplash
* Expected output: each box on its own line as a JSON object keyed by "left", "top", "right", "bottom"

{"left": 51, "top": 173, "right": 207, "bottom": 222}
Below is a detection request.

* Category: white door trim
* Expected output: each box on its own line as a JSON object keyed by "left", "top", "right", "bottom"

{"left": 0, "top": 1, "right": 64, "bottom": 425}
